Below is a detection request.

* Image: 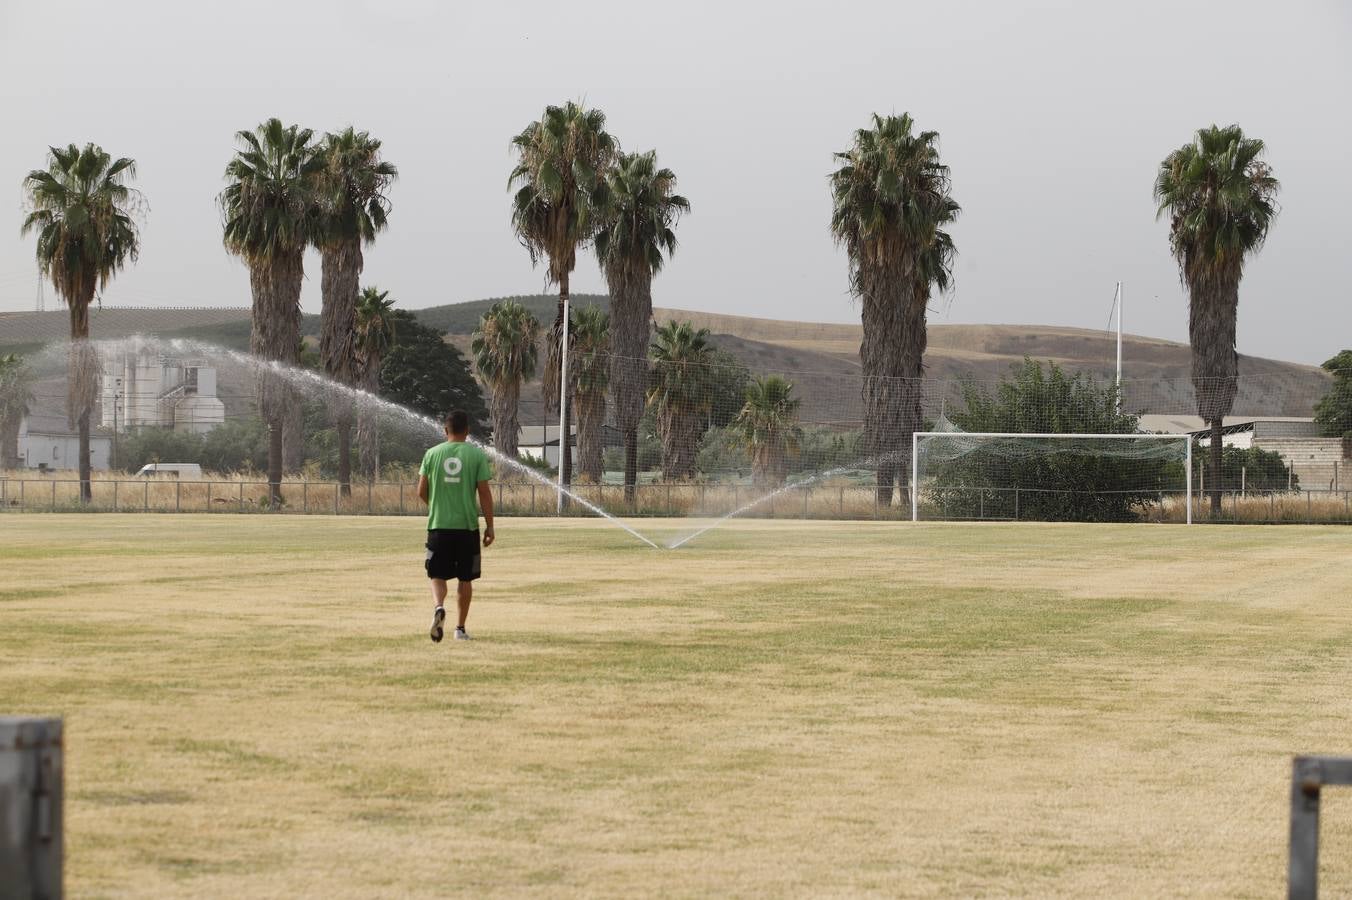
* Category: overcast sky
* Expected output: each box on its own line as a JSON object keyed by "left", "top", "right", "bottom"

{"left": 1, "top": 0, "right": 1348, "bottom": 364}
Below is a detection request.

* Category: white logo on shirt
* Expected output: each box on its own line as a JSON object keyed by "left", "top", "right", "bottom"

{"left": 442, "top": 456, "right": 463, "bottom": 484}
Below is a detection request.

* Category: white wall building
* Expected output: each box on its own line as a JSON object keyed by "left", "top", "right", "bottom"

{"left": 100, "top": 349, "right": 225, "bottom": 434}
{"left": 17, "top": 411, "right": 112, "bottom": 471}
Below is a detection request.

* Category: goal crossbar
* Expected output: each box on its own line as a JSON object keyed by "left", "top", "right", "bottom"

{"left": 910, "top": 431, "right": 1193, "bottom": 524}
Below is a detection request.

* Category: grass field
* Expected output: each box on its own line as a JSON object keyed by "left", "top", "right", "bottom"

{"left": 3, "top": 515, "right": 1352, "bottom": 897}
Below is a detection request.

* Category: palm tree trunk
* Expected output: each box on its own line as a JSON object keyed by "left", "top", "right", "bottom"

{"left": 321, "top": 239, "right": 362, "bottom": 496}
{"left": 67, "top": 297, "right": 98, "bottom": 504}
{"left": 555, "top": 272, "right": 574, "bottom": 505}
{"left": 250, "top": 252, "right": 304, "bottom": 505}
{"left": 1210, "top": 419, "right": 1223, "bottom": 514}
{"left": 268, "top": 422, "right": 284, "bottom": 505}
{"left": 491, "top": 379, "right": 521, "bottom": 459}
{"left": 624, "top": 430, "right": 638, "bottom": 505}
{"left": 575, "top": 391, "right": 604, "bottom": 483}
{"left": 1187, "top": 276, "right": 1240, "bottom": 517}
{"left": 607, "top": 270, "right": 652, "bottom": 502}
{"left": 858, "top": 259, "right": 919, "bottom": 506}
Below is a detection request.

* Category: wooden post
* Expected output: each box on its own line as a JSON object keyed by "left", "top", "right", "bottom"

{"left": 302, "top": 481, "right": 308, "bottom": 514}
{"left": 0, "top": 717, "right": 63, "bottom": 899}
{"left": 399, "top": 482, "right": 404, "bottom": 515}
{"left": 175, "top": 480, "right": 181, "bottom": 514}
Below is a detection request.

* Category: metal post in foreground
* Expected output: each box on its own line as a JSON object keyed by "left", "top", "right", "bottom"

{"left": 1289, "top": 755, "right": 1352, "bottom": 900}
{"left": 556, "top": 293, "right": 571, "bottom": 515}
{"left": 0, "top": 717, "right": 63, "bottom": 900}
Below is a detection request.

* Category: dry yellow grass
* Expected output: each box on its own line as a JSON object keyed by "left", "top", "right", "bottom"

{"left": 3, "top": 516, "right": 1352, "bottom": 897}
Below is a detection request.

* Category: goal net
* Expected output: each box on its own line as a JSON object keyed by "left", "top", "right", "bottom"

{"left": 912, "top": 432, "right": 1193, "bottom": 523}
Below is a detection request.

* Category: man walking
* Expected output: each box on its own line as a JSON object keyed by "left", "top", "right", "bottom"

{"left": 417, "top": 410, "right": 494, "bottom": 642}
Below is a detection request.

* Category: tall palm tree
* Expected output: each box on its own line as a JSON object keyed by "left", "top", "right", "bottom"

{"left": 509, "top": 101, "right": 617, "bottom": 495}
{"left": 471, "top": 300, "right": 540, "bottom": 461}
{"left": 0, "top": 354, "right": 34, "bottom": 470}
{"left": 734, "top": 376, "right": 802, "bottom": 488}
{"left": 569, "top": 304, "right": 610, "bottom": 482}
{"left": 354, "top": 286, "right": 398, "bottom": 479}
{"left": 595, "top": 150, "right": 689, "bottom": 502}
{"left": 648, "top": 320, "right": 714, "bottom": 481}
{"left": 316, "top": 127, "right": 397, "bottom": 496}
{"left": 1155, "top": 124, "right": 1279, "bottom": 513}
{"left": 21, "top": 143, "right": 142, "bottom": 502}
{"left": 831, "top": 113, "right": 959, "bottom": 505}
{"left": 220, "top": 118, "right": 323, "bottom": 504}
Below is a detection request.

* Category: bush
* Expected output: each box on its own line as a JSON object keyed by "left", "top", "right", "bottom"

{"left": 930, "top": 359, "right": 1175, "bottom": 522}
{"left": 118, "top": 427, "right": 206, "bottom": 473}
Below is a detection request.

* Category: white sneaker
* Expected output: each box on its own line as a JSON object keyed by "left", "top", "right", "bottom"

{"left": 429, "top": 607, "right": 446, "bottom": 643}
{"left": 454, "top": 626, "right": 471, "bottom": 641}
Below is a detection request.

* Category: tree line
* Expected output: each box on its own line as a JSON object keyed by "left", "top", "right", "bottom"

{"left": 11, "top": 102, "right": 1318, "bottom": 513}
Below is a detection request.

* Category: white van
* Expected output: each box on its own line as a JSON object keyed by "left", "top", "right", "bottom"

{"left": 134, "top": 463, "right": 203, "bottom": 479}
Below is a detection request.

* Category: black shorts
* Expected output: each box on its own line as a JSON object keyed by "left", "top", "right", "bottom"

{"left": 425, "top": 529, "right": 481, "bottom": 582}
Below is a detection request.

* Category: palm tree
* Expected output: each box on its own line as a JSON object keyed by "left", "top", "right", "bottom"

{"left": 0, "top": 354, "right": 34, "bottom": 470}
{"left": 509, "top": 101, "right": 618, "bottom": 496}
{"left": 831, "top": 113, "right": 959, "bottom": 506}
{"left": 315, "top": 127, "right": 397, "bottom": 496}
{"left": 734, "top": 376, "right": 802, "bottom": 487}
{"left": 595, "top": 150, "right": 690, "bottom": 502}
{"left": 354, "top": 286, "right": 398, "bottom": 479}
{"left": 1155, "top": 124, "right": 1279, "bottom": 513}
{"left": 471, "top": 300, "right": 540, "bottom": 460}
{"left": 569, "top": 304, "right": 610, "bottom": 482}
{"left": 220, "top": 118, "right": 323, "bottom": 504}
{"left": 21, "top": 143, "right": 142, "bottom": 502}
{"left": 648, "top": 320, "right": 714, "bottom": 480}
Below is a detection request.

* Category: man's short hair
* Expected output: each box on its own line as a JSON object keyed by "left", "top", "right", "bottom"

{"left": 446, "top": 410, "right": 470, "bottom": 434}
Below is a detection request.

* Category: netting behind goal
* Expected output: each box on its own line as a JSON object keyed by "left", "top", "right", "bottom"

{"left": 912, "top": 432, "right": 1192, "bottom": 523}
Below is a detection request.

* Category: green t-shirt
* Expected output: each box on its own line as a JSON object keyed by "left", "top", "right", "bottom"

{"left": 419, "top": 441, "right": 493, "bottom": 531}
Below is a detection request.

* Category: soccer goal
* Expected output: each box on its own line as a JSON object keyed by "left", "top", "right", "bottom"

{"left": 911, "top": 432, "right": 1193, "bottom": 524}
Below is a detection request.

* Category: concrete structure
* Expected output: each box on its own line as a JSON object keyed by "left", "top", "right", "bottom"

{"left": 17, "top": 410, "right": 112, "bottom": 471}
{"left": 100, "top": 348, "right": 225, "bottom": 434}
{"left": 1138, "top": 415, "right": 1349, "bottom": 490}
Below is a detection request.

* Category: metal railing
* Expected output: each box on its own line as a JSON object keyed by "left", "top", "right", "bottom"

{"left": 1, "top": 477, "right": 1349, "bottom": 523}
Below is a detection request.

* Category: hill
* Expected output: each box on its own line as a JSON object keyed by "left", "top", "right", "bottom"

{"left": 0, "top": 298, "right": 1331, "bottom": 418}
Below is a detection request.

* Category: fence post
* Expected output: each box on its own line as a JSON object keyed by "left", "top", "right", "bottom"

{"left": 1014, "top": 488, "right": 1020, "bottom": 521}
{"left": 175, "top": 480, "right": 181, "bottom": 514}
{"left": 802, "top": 484, "right": 809, "bottom": 519}
{"left": 666, "top": 482, "right": 672, "bottom": 514}
{"left": 530, "top": 483, "right": 535, "bottom": 515}
{"left": 50, "top": 481, "right": 55, "bottom": 511}
{"left": 0, "top": 716, "right": 63, "bottom": 900}
{"left": 1241, "top": 466, "right": 1246, "bottom": 497}
{"left": 399, "top": 482, "right": 404, "bottom": 515}
{"left": 238, "top": 481, "right": 244, "bottom": 513}
{"left": 113, "top": 479, "right": 119, "bottom": 512}
{"left": 142, "top": 480, "right": 148, "bottom": 513}
{"left": 302, "top": 481, "right": 308, "bottom": 514}
{"left": 1307, "top": 490, "right": 1312, "bottom": 524}
{"left": 367, "top": 481, "right": 373, "bottom": 515}
{"left": 496, "top": 482, "right": 502, "bottom": 510}
{"left": 334, "top": 483, "right": 339, "bottom": 515}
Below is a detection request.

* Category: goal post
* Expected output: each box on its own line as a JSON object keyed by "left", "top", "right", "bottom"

{"left": 911, "top": 432, "right": 1193, "bottom": 524}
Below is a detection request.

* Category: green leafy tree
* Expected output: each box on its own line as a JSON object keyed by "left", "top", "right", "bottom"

{"left": 1201, "top": 444, "right": 1297, "bottom": 493}
{"left": 354, "top": 286, "right": 398, "bottom": 478}
{"left": 831, "top": 114, "right": 959, "bottom": 506}
{"left": 569, "top": 304, "right": 611, "bottom": 482}
{"left": 118, "top": 428, "right": 206, "bottom": 474}
{"left": 648, "top": 321, "right": 714, "bottom": 480}
{"left": 595, "top": 150, "right": 689, "bottom": 500}
{"left": 705, "top": 350, "right": 751, "bottom": 430}
{"left": 1314, "top": 350, "right": 1352, "bottom": 438}
{"left": 734, "top": 376, "right": 802, "bottom": 487}
{"left": 0, "top": 354, "right": 34, "bottom": 469}
{"left": 201, "top": 419, "right": 269, "bottom": 474}
{"left": 21, "top": 143, "right": 142, "bottom": 500}
{"left": 509, "top": 101, "right": 618, "bottom": 494}
{"left": 934, "top": 359, "right": 1172, "bottom": 522}
{"left": 471, "top": 300, "right": 540, "bottom": 460}
{"left": 315, "top": 127, "right": 397, "bottom": 495}
{"left": 380, "top": 311, "right": 488, "bottom": 434}
{"left": 1154, "top": 124, "right": 1279, "bottom": 513}
{"left": 220, "top": 118, "right": 324, "bottom": 502}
